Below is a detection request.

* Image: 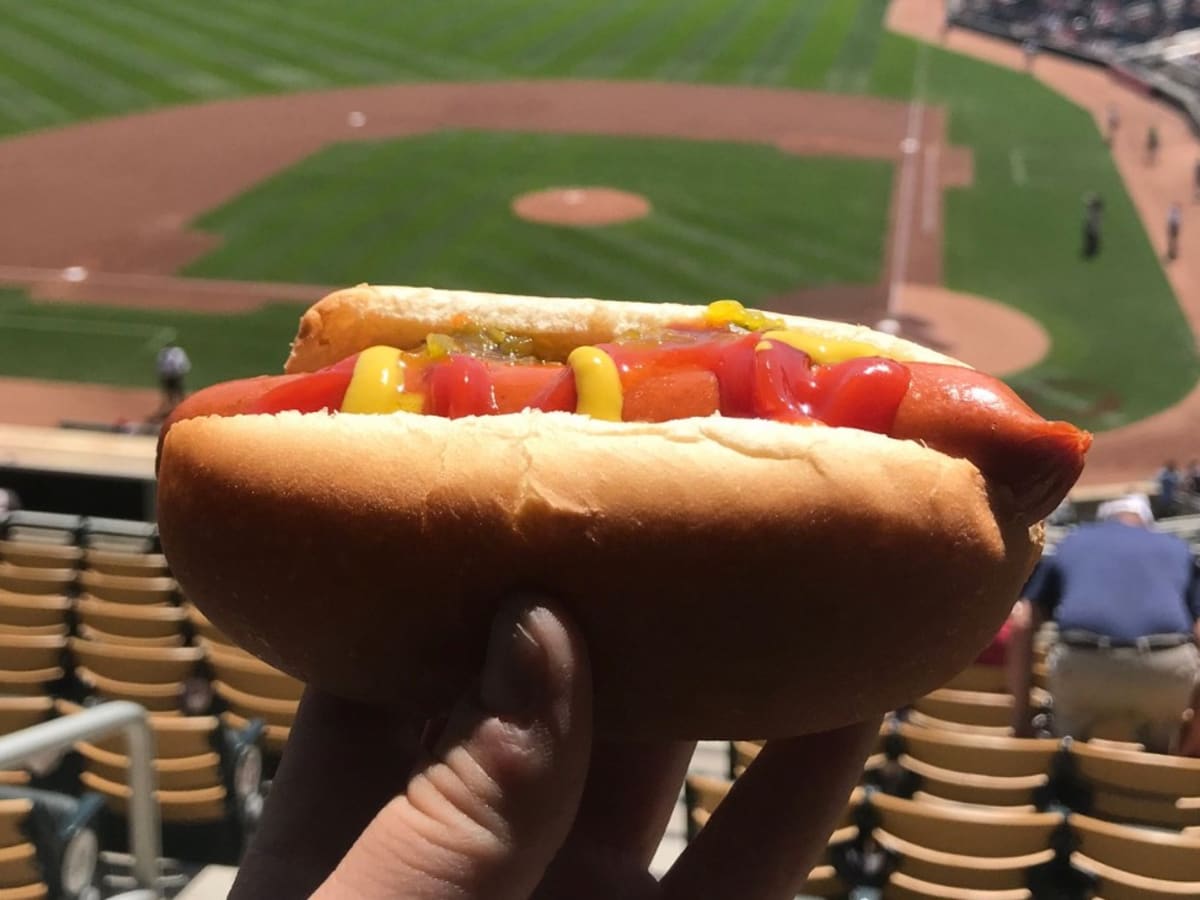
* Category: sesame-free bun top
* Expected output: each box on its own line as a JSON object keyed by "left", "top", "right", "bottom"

{"left": 158, "top": 285, "right": 1041, "bottom": 739}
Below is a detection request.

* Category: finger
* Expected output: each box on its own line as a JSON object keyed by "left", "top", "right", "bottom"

{"left": 231, "top": 689, "right": 422, "bottom": 900}
{"left": 313, "top": 599, "right": 592, "bottom": 900}
{"left": 566, "top": 739, "right": 696, "bottom": 865}
{"left": 660, "top": 718, "right": 881, "bottom": 900}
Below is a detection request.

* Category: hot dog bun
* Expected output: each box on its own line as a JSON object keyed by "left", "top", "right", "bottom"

{"left": 159, "top": 285, "right": 1047, "bottom": 739}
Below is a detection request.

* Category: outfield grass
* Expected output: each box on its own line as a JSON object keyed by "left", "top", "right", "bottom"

{"left": 0, "top": 0, "right": 890, "bottom": 138}
{"left": 185, "top": 133, "right": 893, "bottom": 304}
{"left": 0, "top": 290, "right": 308, "bottom": 388}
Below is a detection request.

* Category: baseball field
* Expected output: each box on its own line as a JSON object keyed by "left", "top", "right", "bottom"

{"left": 0, "top": 0, "right": 1195, "bottom": 442}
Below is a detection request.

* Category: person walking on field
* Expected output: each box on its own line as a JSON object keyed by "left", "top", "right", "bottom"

{"left": 1147, "top": 124, "right": 1160, "bottom": 165}
{"left": 1168, "top": 202, "right": 1183, "bottom": 261}
{"left": 1193, "top": 158, "right": 1200, "bottom": 201}
{"left": 1082, "top": 192, "right": 1104, "bottom": 259}
{"left": 156, "top": 342, "right": 191, "bottom": 416}
{"left": 1106, "top": 104, "right": 1120, "bottom": 146}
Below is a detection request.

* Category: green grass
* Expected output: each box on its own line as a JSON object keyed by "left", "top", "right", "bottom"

{"left": 185, "top": 132, "right": 893, "bottom": 306}
{"left": 0, "top": 290, "right": 308, "bottom": 388}
{"left": 0, "top": 0, "right": 892, "bottom": 138}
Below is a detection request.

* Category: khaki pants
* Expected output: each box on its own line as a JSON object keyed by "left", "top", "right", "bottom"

{"left": 1048, "top": 642, "right": 1200, "bottom": 752}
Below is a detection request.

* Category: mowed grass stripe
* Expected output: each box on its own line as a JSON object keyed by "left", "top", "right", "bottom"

{"left": 786, "top": 0, "right": 864, "bottom": 88}
{"left": 133, "top": 2, "right": 334, "bottom": 90}
{"left": 0, "top": 70, "right": 73, "bottom": 133}
{"left": 519, "top": 0, "right": 651, "bottom": 72}
{"left": 564, "top": 0, "right": 679, "bottom": 77}
{"left": 74, "top": 0, "right": 282, "bottom": 95}
{"left": 612, "top": 0, "right": 734, "bottom": 79}
{"left": 3, "top": 3, "right": 195, "bottom": 106}
{"left": 403, "top": 0, "right": 538, "bottom": 64}
{"left": 734, "top": 0, "right": 836, "bottom": 84}
{"left": 658, "top": 0, "right": 768, "bottom": 81}
{"left": 222, "top": 0, "right": 494, "bottom": 80}
{"left": 475, "top": 0, "right": 613, "bottom": 69}
{"left": 694, "top": 0, "right": 801, "bottom": 83}
{"left": 825, "top": 0, "right": 892, "bottom": 93}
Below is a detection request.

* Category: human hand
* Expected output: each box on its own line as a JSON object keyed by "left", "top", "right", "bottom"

{"left": 230, "top": 598, "right": 880, "bottom": 900}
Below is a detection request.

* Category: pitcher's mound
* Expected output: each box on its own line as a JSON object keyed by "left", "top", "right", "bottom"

{"left": 512, "top": 187, "right": 650, "bottom": 226}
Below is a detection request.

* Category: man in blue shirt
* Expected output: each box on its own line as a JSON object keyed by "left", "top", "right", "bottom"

{"left": 1013, "top": 493, "right": 1200, "bottom": 751}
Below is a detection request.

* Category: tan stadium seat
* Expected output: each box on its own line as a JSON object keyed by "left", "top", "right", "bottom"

{"left": 0, "top": 635, "right": 65, "bottom": 672}
{"left": 1070, "top": 813, "right": 1200, "bottom": 899}
{"left": 941, "top": 665, "right": 1008, "bottom": 694}
{"left": 76, "top": 596, "right": 186, "bottom": 640}
{"left": 0, "top": 624, "right": 65, "bottom": 639}
{"left": 905, "top": 711, "right": 1013, "bottom": 737}
{"left": 73, "top": 667, "right": 183, "bottom": 713}
{"left": 912, "top": 689, "right": 1049, "bottom": 730}
{"left": 202, "top": 641, "right": 303, "bottom": 701}
{"left": 0, "top": 595, "right": 69, "bottom": 630}
{"left": 898, "top": 754, "right": 1048, "bottom": 808}
{"left": 731, "top": 740, "right": 760, "bottom": 777}
{"left": 1068, "top": 740, "right": 1200, "bottom": 828}
{"left": 0, "top": 801, "right": 30, "bottom": 851}
{"left": 874, "top": 829, "right": 1051, "bottom": 892}
{"left": 0, "top": 669, "right": 63, "bottom": 695}
{"left": 70, "top": 638, "right": 201, "bottom": 684}
{"left": 76, "top": 624, "right": 184, "bottom": 648}
{"left": 0, "top": 843, "right": 40, "bottom": 889}
{"left": 77, "top": 571, "right": 176, "bottom": 605}
{"left": 868, "top": 792, "right": 1061, "bottom": 858}
{"left": 183, "top": 604, "right": 231, "bottom": 645}
{"left": 897, "top": 723, "right": 1059, "bottom": 778}
{"left": 0, "top": 775, "right": 29, "bottom": 787}
{"left": 213, "top": 681, "right": 298, "bottom": 729}
{"left": 884, "top": 871, "right": 1029, "bottom": 900}
{"left": 0, "top": 885, "right": 48, "bottom": 900}
{"left": 79, "top": 770, "right": 227, "bottom": 824}
{"left": 0, "top": 698, "right": 51, "bottom": 736}
{"left": 58, "top": 701, "right": 219, "bottom": 759}
{"left": 0, "top": 565, "right": 73, "bottom": 597}
{"left": 0, "top": 542, "right": 81, "bottom": 571}
{"left": 75, "top": 742, "right": 220, "bottom": 792}
{"left": 82, "top": 549, "right": 168, "bottom": 578}
{"left": 221, "top": 711, "right": 289, "bottom": 757}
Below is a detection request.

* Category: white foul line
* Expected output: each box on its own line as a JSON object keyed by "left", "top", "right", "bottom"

{"left": 886, "top": 44, "right": 929, "bottom": 319}
{"left": 1009, "top": 147, "right": 1028, "bottom": 186}
{"left": 922, "top": 143, "right": 940, "bottom": 235}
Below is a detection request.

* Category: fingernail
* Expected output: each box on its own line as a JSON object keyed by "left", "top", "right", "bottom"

{"left": 480, "top": 603, "right": 549, "bottom": 717}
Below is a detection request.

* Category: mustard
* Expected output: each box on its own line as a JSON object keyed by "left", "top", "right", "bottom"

{"left": 341, "top": 345, "right": 422, "bottom": 414}
{"left": 567, "top": 346, "right": 623, "bottom": 421}
{"left": 760, "top": 330, "right": 884, "bottom": 365}
{"left": 704, "top": 299, "right": 785, "bottom": 333}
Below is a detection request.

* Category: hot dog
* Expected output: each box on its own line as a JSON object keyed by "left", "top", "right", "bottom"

{"left": 157, "top": 285, "right": 1089, "bottom": 738}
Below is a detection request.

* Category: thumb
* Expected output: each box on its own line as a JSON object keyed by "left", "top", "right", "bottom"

{"left": 312, "top": 599, "right": 593, "bottom": 900}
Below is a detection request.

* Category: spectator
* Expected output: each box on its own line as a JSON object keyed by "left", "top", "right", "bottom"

{"left": 1022, "top": 38, "right": 1039, "bottom": 70}
{"left": 1011, "top": 494, "right": 1200, "bottom": 751}
{"left": 1158, "top": 459, "right": 1182, "bottom": 517}
{"left": 156, "top": 342, "right": 191, "bottom": 416}
{"left": 1168, "top": 202, "right": 1183, "bottom": 260}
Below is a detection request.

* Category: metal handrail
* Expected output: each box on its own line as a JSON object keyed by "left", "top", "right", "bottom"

{"left": 0, "top": 700, "right": 162, "bottom": 891}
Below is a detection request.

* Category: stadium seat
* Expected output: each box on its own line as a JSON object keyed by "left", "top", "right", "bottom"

{"left": 896, "top": 723, "right": 1059, "bottom": 779}
{"left": 220, "top": 711, "right": 289, "bottom": 759}
{"left": 1064, "top": 739, "right": 1200, "bottom": 828}
{"left": 941, "top": 665, "right": 1008, "bottom": 694}
{"left": 57, "top": 701, "right": 218, "bottom": 760}
{"left": 0, "top": 700, "right": 52, "bottom": 738}
{"left": 0, "top": 789, "right": 103, "bottom": 900}
{"left": 75, "top": 743, "right": 221, "bottom": 792}
{"left": 81, "top": 549, "right": 168, "bottom": 578}
{"left": 182, "top": 604, "right": 230, "bottom": 645}
{"left": 75, "top": 625, "right": 184, "bottom": 648}
{"left": 75, "top": 596, "right": 185, "bottom": 641}
{"left": 79, "top": 518, "right": 157, "bottom": 555}
{"left": 1068, "top": 812, "right": 1200, "bottom": 899}
{"left": 73, "top": 667, "right": 185, "bottom": 714}
{"left": 913, "top": 689, "right": 1016, "bottom": 729}
{"left": 872, "top": 829, "right": 1051, "bottom": 892}
{"left": 212, "top": 681, "right": 297, "bottom": 729}
{"left": 883, "top": 871, "right": 1030, "bottom": 900}
{"left": 0, "top": 566, "right": 73, "bottom": 598}
{"left": 76, "top": 571, "right": 175, "bottom": 605}
{"left": 0, "top": 670, "right": 63, "bottom": 698}
{"left": 0, "top": 637, "right": 65, "bottom": 675}
{"left": 69, "top": 639, "right": 200, "bottom": 685}
{"left": 0, "top": 596, "right": 69, "bottom": 631}
{"left": 0, "top": 543, "right": 80, "bottom": 572}
{"left": 201, "top": 641, "right": 303, "bottom": 701}
{"left": 904, "top": 711, "right": 1013, "bottom": 738}
{"left": 0, "top": 513, "right": 82, "bottom": 547}
{"left": 897, "top": 754, "right": 1047, "bottom": 809}
{"left": 867, "top": 792, "right": 1061, "bottom": 858}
